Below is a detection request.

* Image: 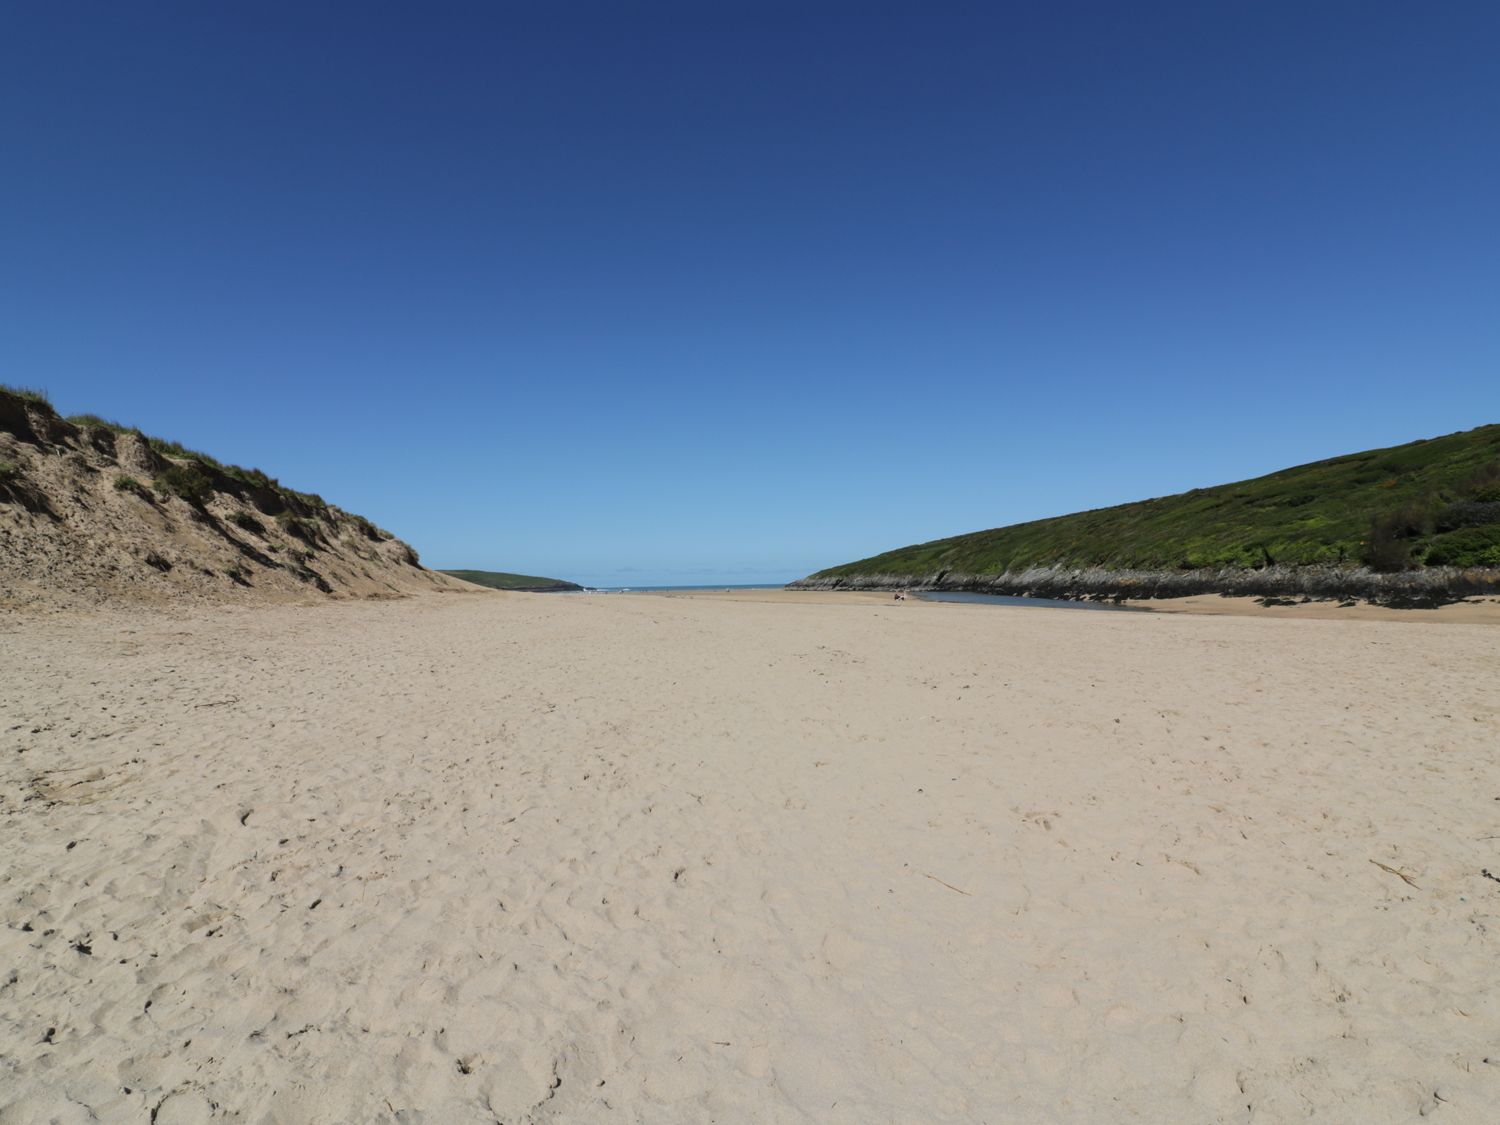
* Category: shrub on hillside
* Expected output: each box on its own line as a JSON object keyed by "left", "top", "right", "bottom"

{"left": 349, "top": 514, "right": 384, "bottom": 541}
{"left": 1361, "top": 513, "right": 1414, "bottom": 572}
{"left": 1424, "top": 526, "right": 1500, "bottom": 567}
{"left": 225, "top": 465, "right": 275, "bottom": 489}
{"left": 276, "top": 511, "right": 320, "bottom": 545}
{"left": 285, "top": 489, "right": 328, "bottom": 516}
{"left": 1464, "top": 462, "right": 1500, "bottom": 503}
{"left": 154, "top": 464, "right": 213, "bottom": 505}
{"left": 230, "top": 510, "right": 265, "bottom": 535}
{"left": 1435, "top": 500, "right": 1500, "bottom": 532}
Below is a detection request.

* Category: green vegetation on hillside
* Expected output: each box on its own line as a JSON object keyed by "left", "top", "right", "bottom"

{"left": 810, "top": 424, "right": 1500, "bottom": 579}
{"left": 442, "top": 569, "right": 583, "bottom": 592}
{"left": 154, "top": 463, "right": 214, "bottom": 504}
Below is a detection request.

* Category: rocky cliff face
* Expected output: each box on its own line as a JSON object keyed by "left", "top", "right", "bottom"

{"left": 788, "top": 563, "right": 1500, "bottom": 606}
{"left": 0, "top": 389, "right": 465, "bottom": 609}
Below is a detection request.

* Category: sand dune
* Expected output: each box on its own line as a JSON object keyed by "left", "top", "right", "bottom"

{"left": 0, "top": 388, "right": 464, "bottom": 610}
{"left": 3, "top": 592, "right": 1498, "bottom": 1122}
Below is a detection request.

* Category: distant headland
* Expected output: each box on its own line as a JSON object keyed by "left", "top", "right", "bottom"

{"left": 791, "top": 424, "right": 1500, "bottom": 606}
{"left": 440, "top": 570, "right": 584, "bottom": 593}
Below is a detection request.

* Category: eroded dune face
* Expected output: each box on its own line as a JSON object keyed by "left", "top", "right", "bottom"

{"left": 0, "top": 390, "right": 461, "bottom": 608}
{"left": 3, "top": 591, "right": 1498, "bottom": 1122}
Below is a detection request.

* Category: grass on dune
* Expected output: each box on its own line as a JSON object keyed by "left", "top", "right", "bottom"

{"left": 6, "top": 386, "right": 53, "bottom": 407}
{"left": 3, "top": 383, "right": 401, "bottom": 543}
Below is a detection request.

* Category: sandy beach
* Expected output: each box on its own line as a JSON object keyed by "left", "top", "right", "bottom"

{"left": 4, "top": 590, "right": 1499, "bottom": 1123}
{"left": 1130, "top": 593, "right": 1500, "bottom": 626}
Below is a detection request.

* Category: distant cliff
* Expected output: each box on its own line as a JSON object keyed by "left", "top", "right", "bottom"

{"left": 442, "top": 570, "right": 584, "bottom": 593}
{"left": 0, "top": 385, "right": 465, "bottom": 607}
{"left": 792, "top": 424, "right": 1500, "bottom": 606}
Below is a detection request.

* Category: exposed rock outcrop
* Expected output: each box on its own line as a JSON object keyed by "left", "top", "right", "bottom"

{"left": 788, "top": 564, "right": 1500, "bottom": 607}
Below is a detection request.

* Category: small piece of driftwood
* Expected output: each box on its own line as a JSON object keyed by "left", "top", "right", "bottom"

{"left": 922, "top": 872, "right": 972, "bottom": 896}
{"left": 1370, "top": 859, "right": 1419, "bottom": 888}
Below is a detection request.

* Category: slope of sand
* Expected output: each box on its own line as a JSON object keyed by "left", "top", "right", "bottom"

{"left": 3, "top": 593, "right": 1499, "bottom": 1122}
{"left": 0, "top": 392, "right": 465, "bottom": 610}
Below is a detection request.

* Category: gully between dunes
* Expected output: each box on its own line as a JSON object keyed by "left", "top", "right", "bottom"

{"left": 3, "top": 592, "right": 1499, "bottom": 1123}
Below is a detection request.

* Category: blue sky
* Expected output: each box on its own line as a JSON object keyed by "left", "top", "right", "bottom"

{"left": 3, "top": 2, "right": 1496, "bottom": 586}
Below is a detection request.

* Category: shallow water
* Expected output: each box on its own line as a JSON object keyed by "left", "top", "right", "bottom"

{"left": 914, "top": 590, "right": 1145, "bottom": 611}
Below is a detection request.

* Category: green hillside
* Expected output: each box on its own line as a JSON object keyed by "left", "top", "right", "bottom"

{"left": 442, "top": 569, "right": 583, "bottom": 592}
{"left": 808, "top": 424, "right": 1500, "bottom": 579}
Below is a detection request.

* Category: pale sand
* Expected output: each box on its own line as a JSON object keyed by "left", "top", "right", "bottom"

{"left": 3, "top": 593, "right": 1499, "bottom": 1123}
{"left": 1131, "top": 594, "right": 1500, "bottom": 625}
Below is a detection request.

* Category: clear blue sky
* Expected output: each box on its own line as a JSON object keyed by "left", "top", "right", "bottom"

{"left": 3, "top": 2, "right": 1496, "bottom": 586}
